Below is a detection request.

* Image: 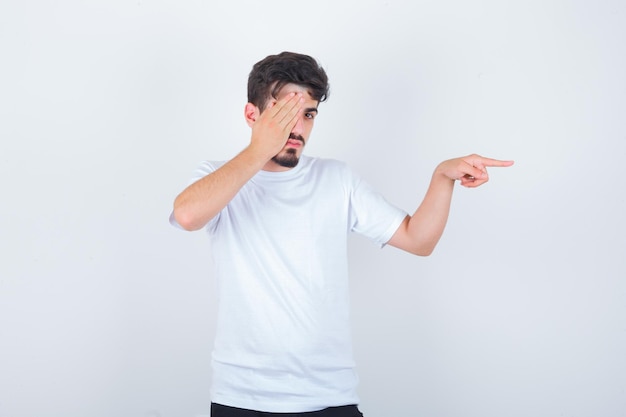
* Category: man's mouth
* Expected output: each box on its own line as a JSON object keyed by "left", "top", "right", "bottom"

{"left": 286, "top": 134, "right": 305, "bottom": 147}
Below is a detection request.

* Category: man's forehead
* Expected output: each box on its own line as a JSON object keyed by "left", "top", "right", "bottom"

{"left": 274, "top": 84, "right": 312, "bottom": 99}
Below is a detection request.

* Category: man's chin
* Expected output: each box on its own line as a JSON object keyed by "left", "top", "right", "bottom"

{"left": 272, "top": 150, "right": 300, "bottom": 168}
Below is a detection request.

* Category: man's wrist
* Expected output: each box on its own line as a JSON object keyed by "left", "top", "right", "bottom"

{"left": 433, "top": 164, "right": 457, "bottom": 184}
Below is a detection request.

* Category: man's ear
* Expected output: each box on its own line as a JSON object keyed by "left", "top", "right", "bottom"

{"left": 244, "top": 103, "right": 260, "bottom": 127}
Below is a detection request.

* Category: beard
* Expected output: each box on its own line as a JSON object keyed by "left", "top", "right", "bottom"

{"left": 271, "top": 148, "right": 300, "bottom": 168}
{"left": 271, "top": 133, "right": 304, "bottom": 168}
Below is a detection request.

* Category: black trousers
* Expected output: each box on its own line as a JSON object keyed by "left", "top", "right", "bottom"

{"left": 210, "top": 403, "right": 364, "bottom": 417}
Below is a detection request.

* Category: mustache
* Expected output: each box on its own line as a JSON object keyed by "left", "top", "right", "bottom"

{"left": 289, "top": 133, "right": 305, "bottom": 143}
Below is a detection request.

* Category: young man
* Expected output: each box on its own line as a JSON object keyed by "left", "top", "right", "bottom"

{"left": 171, "top": 52, "right": 513, "bottom": 416}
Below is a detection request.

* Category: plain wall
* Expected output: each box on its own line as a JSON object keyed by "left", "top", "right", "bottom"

{"left": 1, "top": 1, "right": 625, "bottom": 416}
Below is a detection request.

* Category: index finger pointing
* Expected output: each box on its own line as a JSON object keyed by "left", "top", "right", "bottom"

{"left": 474, "top": 156, "right": 515, "bottom": 168}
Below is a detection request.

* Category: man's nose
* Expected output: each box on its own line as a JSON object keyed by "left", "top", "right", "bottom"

{"left": 291, "top": 115, "right": 304, "bottom": 134}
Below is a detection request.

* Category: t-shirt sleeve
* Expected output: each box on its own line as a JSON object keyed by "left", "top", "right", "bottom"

{"left": 169, "top": 161, "right": 223, "bottom": 230}
{"left": 348, "top": 173, "right": 408, "bottom": 247}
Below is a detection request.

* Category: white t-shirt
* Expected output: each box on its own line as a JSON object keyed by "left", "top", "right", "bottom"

{"left": 171, "top": 155, "right": 407, "bottom": 412}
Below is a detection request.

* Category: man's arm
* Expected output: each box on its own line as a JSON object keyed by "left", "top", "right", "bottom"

{"left": 172, "top": 92, "right": 304, "bottom": 231}
{"left": 387, "top": 154, "right": 514, "bottom": 256}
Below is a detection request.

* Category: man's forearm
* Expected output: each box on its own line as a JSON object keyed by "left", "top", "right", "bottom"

{"left": 405, "top": 170, "right": 456, "bottom": 255}
{"left": 173, "top": 146, "right": 268, "bottom": 231}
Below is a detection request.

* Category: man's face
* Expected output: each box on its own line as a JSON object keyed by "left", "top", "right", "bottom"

{"left": 266, "top": 84, "right": 318, "bottom": 169}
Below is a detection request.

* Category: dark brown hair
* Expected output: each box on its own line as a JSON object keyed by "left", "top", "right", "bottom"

{"left": 247, "top": 52, "right": 329, "bottom": 112}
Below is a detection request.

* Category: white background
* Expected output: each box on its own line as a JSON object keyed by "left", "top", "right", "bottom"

{"left": 1, "top": 1, "right": 625, "bottom": 416}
